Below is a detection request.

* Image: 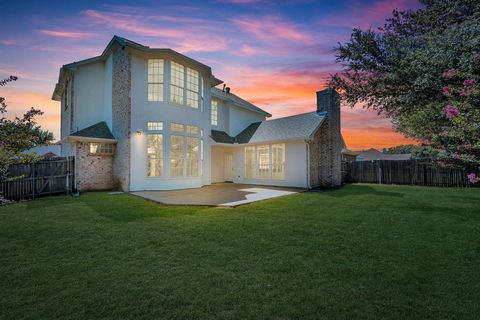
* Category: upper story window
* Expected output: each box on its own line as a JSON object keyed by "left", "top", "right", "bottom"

{"left": 211, "top": 100, "right": 218, "bottom": 126}
{"left": 186, "top": 68, "right": 199, "bottom": 109}
{"left": 148, "top": 59, "right": 164, "bottom": 101}
{"left": 170, "top": 61, "right": 184, "bottom": 105}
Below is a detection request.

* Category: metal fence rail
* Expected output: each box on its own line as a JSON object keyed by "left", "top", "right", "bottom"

{"left": 346, "top": 160, "right": 469, "bottom": 187}
{"left": 0, "top": 157, "right": 75, "bottom": 201}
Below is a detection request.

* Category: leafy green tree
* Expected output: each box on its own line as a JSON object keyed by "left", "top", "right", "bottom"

{"left": 386, "top": 144, "right": 417, "bottom": 154}
{"left": 0, "top": 76, "right": 45, "bottom": 177}
{"left": 329, "top": 0, "right": 480, "bottom": 183}
{"left": 31, "top": 127, "right": 55, "bottom": 145}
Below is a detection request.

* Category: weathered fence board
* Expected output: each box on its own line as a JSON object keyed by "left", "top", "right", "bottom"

{"left": 0, "top": 157, "right": 75, "bottom": 201}
{"left": 346, "top": 160, "right": 469, "bottom": 187}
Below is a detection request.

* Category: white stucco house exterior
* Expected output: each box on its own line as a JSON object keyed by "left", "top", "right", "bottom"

{"left": 52, "top": 36, "right": 342, "bottom": 192}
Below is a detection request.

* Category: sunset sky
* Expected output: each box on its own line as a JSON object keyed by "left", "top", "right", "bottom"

{"left": 1, "top": 0, "right": 421, "bottom": 150}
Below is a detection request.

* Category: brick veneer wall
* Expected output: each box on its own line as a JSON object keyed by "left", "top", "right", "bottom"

{"left": 309, "top": 89, "right": 342, "bottom": 188}
{"left": 75, "top": 142, "right": 113, "bottom": 191}
{"left": 111, "top": 45, "right": 132, "bottom": 191}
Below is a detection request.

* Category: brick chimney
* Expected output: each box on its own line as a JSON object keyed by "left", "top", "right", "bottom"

{"left": 309, "top": 88, "right": 342, "bottom": 188}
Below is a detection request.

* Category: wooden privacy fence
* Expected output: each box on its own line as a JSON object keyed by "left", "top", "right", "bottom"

{"left": 0, "top": 157, "right": 75, "bottom": 201}
{"left": 346, "top": 159, "right": 469, "bottom": 187}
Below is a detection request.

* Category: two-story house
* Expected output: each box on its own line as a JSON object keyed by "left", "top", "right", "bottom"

{"left": 52, "top": 36, "right": 342, "bottom": 192}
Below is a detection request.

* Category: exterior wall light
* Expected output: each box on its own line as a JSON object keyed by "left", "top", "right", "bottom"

{"left": 135, "top": 130, "right": 143, "bottom": 136}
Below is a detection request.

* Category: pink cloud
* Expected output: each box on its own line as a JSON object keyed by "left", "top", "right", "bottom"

{"left": 317, "top": 0, "right": 421, "bottom": 29}
{"left": 37, "top": 29, "right": 98, "bottom": 39}
{"left": 232, "top": 15, "right": 314, "bottom": 44}
{"left": 1, "top": 39, "right": 17, "bottom": 46}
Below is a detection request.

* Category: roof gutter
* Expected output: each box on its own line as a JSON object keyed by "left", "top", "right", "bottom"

{"left": 65, "top": 136, "right": 118, "bottom": 144}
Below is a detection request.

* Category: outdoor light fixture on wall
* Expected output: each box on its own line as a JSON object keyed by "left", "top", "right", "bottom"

{"left": 135, "top": 130, "right": 143, "bottom": 136}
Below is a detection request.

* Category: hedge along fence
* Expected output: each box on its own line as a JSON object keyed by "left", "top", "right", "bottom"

{"left": 0, "top": 157, "right": 75, "bottom": 201}
{"left": 346, "top": 159, "right": 472, "bottom": 187}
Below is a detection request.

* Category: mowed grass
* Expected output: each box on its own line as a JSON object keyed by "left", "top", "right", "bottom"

{"left": 1, "top": 184, "right": 479, "bottom": 319}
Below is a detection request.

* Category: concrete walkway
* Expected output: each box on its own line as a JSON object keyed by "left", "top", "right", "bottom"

{"left": 131, "top": 183, "right": 303, "bottom": 207}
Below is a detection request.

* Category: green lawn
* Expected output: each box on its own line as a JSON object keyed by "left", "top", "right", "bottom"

{"left": 1, "top": 184, "right": 479, "bottom": 319}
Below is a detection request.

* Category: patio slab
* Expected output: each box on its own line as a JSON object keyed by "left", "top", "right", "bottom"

{"left": 131, "top": 183, "right": 303, "bottom": 206}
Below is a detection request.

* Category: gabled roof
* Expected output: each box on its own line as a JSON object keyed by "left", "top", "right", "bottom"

{"left": 210, "top": 111, "right": 326, "bottom": 144}
{"left": 211, "top": 87, "right": 271, "bottom": 118}
{"left": 70, "top": 121, "right": 115, "bottom": 140}
{"left": 53, "top": 35, "right": 223, "bottom": 100}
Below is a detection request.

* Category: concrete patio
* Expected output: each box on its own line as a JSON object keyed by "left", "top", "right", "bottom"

{"left": 131, "top": 183, "right": 303, "bottom": 206}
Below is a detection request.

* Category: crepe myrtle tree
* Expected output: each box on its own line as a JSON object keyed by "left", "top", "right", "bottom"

{"left": 0, "top": 76, "right": 49, "bottom": 178}
{"left": 329, "top": 0, "right": 480, "bottom": 183}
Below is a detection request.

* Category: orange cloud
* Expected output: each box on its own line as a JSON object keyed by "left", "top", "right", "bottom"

{"left": 2, "top": 89, "right": 60, "bottom": 139}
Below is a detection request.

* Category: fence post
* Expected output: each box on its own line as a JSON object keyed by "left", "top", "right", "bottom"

{"left": 31, "top": 162, "right": 35, "bottom": 199}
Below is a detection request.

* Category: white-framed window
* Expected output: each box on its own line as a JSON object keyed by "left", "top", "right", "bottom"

{"left": 148, "top": 59, "right": 164, "bottom": 101}
{"left": 170, "top": 135, "right": 184, "bottom": 177}
{"left": 147, "top": 134, "right": 163, "bottom": 177}
{"left": 186, "top": 125, "right": 199, "bottom": 136}
{"left": 89, "top": 143, "right": 114, "bottom": 155}
{"left": 186, "top": 137, "right": 199, "bottom": 176}
{"left": 245, "top": 146, "right": 256, "bottom": 179}
{"left": 170, "top": 61, "right": 184, "bottom": 104}
{"left": 211, "top": 100, "right": 218, "bottom": 126}
{"left": 170, "top": 122, "right": 184, "bottom": 133}
{"left": 186, "top": 67, "right": 199, "bottom": 108}
{"left": 147, "top": 121, "right": 163, "bottom": 131}
{"left": 257, "top": 145, "right": 270, "bottom": 179}
{"left": 243, "top": 144, "right": 285, "bottom": 180}
{"left": 271, "top": 144, "right": 285, "bottom": 180}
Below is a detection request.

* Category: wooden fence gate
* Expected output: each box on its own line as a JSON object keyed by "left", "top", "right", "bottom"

{"left": 0, "top": 157, "right": 75, "bottom": 201}
{"left": 346, "top": 160, "right": 470, "bottom": 187}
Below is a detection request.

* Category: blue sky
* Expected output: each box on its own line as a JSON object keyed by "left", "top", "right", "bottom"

{"left": 0, "top": 0, "right": 421, "bottom": 149}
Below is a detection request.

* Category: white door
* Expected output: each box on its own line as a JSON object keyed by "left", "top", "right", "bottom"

{"left": 224, "top": 153, "right": 233, "bottom": 182}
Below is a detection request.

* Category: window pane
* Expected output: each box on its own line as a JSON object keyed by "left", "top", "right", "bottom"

{"left": 257, "top": 145, "right": 270, "bottom": 179}
{"left": 186, "top": 68, "right": 199, "bottom": 108}
{"left": 170, "top": 122, "right": 184, "bottom": 133}
{"left": 244, "top": 146, "right": 256, "bottom": 179}
{"left": 148, "top": 59, "right": 164, "bottom": 101}
{"left": 170, "top": 135, "right": 184, "bottom": 177}
{"left": 147, "top": 121, "right": 163, "bottom": 131}
{"left": 170, "top": 61, "right": 184, "bottom": 104}
{"left": 186, "top": 125, "right": 199, "bottom": 136}
{"left": 147, "top": 134, "right": 163, "bottom": 176}
{"left": 186, "top": 137, "right": 199, "bottom": 176}
{"left": 271, "top": 143, "right": 285, "bottom": 180}
{"left": 211, "top": 100, "right": 218, "bottom": 126}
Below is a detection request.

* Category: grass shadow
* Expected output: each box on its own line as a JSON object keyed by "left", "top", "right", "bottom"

{"left": 325, "top": 184, "right": 405, "bottom": 198}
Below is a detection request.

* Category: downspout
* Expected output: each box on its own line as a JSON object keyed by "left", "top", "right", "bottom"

{"left": 305, "top": 140, "right": 312, "bottom": 189}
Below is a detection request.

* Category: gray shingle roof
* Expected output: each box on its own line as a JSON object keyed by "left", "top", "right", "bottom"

{"left": 211, "top": 130, "right": 235, "bottom": 144}
{"left": 70, "top": 121, "right": 115, "bottom": 140}
{"left": 211, "top": 87, "right": 271, "bottom": 117}
{"left": 210, "top": 111, "right": 326, "bottom": 144}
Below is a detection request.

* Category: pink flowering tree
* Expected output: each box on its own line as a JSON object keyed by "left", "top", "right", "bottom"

{"left": 329, "top": 0, "right": 480, "bottom": 184}
{"left": 435, "top": 73, "right": 480, "bottom": 183}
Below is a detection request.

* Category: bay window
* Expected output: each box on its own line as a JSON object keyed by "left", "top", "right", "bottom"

{"left": 186, "top": 137, "right": 199, "bottom": 176}
{"left": 148, "top": 59, "right": 164, "bottom": 101}
{"left": 186, "top": 67, "right": 199, "bottom": 108}
{"left": 169, "top": 123, "right": 200, "bottom": 177}
{"left": 170, "top": 61, "right": 184, "bottom": 104}
{"left": 147, "top": 134, "right": 163, "bottom": 176}
{"left": 170, "top": 135, "right": 184, "bottom": 177}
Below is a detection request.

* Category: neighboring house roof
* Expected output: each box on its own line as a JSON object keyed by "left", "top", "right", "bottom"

{"left": 210, "top": 111, "right": 326, "bottom": 144}
{"left": 341, "top": 148, "right": 358, "bottom": 156}
{"left": 53, "top": 35, "right": 223, "bottom": 100}
{"left": 356, "top": 148, "right": 411, "bottom": 161}
{"left": 69, "top": 122, "right": 116, "bottom": 142}
{"left": 211, "top": 87, "right": 271, "bottom": 118}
